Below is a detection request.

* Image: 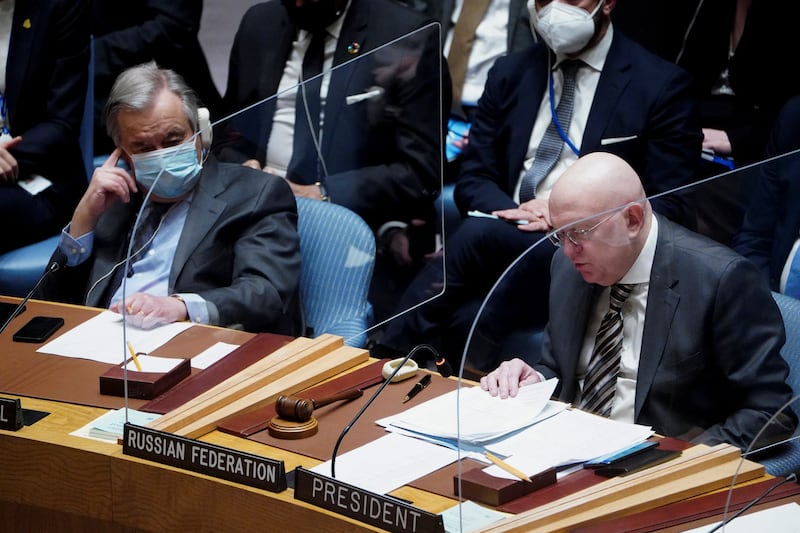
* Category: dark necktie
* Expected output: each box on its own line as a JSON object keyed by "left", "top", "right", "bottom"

{"left": 287, "top": 30, "right": 326, "bottom": 184}
{"left": 107, "top": 202, "right": 170, "bottom": 303}
{"left": 580, "top": 283, "right": 635, "bottom": 417}
{"left": 447, "top": 0, "right": 492, "bottom": 117}
{"left": 518, "top": 60, "right": 580, "bottom": 203}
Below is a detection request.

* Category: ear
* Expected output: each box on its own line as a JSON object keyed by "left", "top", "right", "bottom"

{"left": 623, "top": 202, "right": 645, "bottom": 234}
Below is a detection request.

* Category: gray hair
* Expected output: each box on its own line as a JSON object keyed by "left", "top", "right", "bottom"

{"left": 104, "top": 61, "right": 199, "bottom": 145}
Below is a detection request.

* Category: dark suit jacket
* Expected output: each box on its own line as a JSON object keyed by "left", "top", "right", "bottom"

{"left": 5, "top": 0, "right": 89, "bottom": 205}
{"left": 454, "top": 30, "right": 702, "bottom": 227}
{"left": 538, "top": 215, "right": 796, "bottom": 449}
{"left": 91, "top": 0, "right": 222, "bottom": 154}
{"left": 37, "top": 156, "right": 302, "bottom": 335}
{"left": 733, "top": 96, "right": 800, "bottom": 291}
{"left": 214, "top": 0, "right": 445, "bottom": 231}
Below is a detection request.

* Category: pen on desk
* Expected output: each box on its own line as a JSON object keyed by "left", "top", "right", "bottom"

{"left": 126, "top": 341, "right": 143, "bottom": 371}
{"left": 484, "top": 451, "right": 531, "bottom": 482}
{"left": 402, "top": 373, "right": 431, "bottom": 403}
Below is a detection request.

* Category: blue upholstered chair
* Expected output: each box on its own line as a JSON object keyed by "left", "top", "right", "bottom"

{"left": 295, "top": 197, "right": 375, "bottom": 348}
{"left": 0, "top": 37, "right": 95, "bottom": 297}
{"left": 751, "top": 292, "right": 800, "bottom": 476}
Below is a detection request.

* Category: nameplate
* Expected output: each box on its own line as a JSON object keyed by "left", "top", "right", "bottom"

{"left": 122, "top": 423, "right": 286, "bottom": 492}
{"left": 0, "top": 397, "right": 23, "bottom": 431}
{"left": 294, "top": 467, "right": 444, "bottom": 533}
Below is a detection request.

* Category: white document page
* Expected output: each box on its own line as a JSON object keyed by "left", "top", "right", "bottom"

{"left": 680, "top": 502, "right": 800, "bottom": 533}
{"left": 190, "top": 341, "right": 239, "bottom": 369}
{"left": 37, "top": 311, "right": 193, "bottom": 364}
{"left": 486, "top": 408, "right": 654, "bottom": 470}
{"left": 311, "top": 433, "right": 459, "bottom": 495}
{"left": 378, "top": 378, "right": 559, "bottom": 443}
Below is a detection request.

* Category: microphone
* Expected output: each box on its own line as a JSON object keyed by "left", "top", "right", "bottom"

{"left": 434, "top": 355, "right": 453, "bottom": 378}
{"left": 706, "top": 472, "right": 798, "bottom": 532}
{"left": 0, "top": 256, "right": 66, "bottom": 334}
{"left": 330, "top": 343, "right": 441, "bottom": 478}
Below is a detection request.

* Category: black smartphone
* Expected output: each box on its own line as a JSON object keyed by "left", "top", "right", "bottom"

{"left": 0, "top": 301, "right": 25, "bottom": 325}
{"left": 12, "top": 316, "right": 65, "bottom": 343}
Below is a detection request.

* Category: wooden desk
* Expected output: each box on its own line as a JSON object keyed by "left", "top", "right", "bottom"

{"left": 0, "top": 298, "right": 792, "bottom": 532}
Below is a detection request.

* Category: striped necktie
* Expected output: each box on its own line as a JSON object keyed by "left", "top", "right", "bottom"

{"left": 519, "top": 60, "right": 580, "bottom": 202}
{"left": 580, "top": 283, "right": 635, "bottom": 417}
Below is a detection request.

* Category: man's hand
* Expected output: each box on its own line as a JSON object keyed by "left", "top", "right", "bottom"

{"left": 70, "top": 148, "right": 138, "bottom": 237}
{"left": 702, "top": 128, "right": 732, "bottom": 156}
{"left": 287, "top": 181, "right": 324, "bottom": 200}
{"left": 109, "top": 293, "right": 188, "bottom": 330}
{"left": 480, "top": 357, "right": 541, "bottom": 399}
{"left": 494, "top": 198, "right": 551, "bottom": 232}
{"left": 0, "top": 136, "right": 22, "bottom": 183}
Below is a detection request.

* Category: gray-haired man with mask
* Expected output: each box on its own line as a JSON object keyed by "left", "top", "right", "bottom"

{"left": 37, "top": 62, "right": 302, "bottom": 335}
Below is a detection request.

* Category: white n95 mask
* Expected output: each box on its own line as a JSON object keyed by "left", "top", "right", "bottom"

{"left": 529, "top": 0, "right": 604, "bottom": 55}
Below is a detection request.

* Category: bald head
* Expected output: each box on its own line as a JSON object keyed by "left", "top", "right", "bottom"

{"left": 550, "top": 152, "right": 647, "bottom": 218}
{"left": 548, "top": 152, "right": 652, "bottom": 286}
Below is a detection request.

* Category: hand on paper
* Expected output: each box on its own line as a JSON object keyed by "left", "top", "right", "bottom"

{"left": 110, "top": 293, "right": 187, "bottom": 329}
{"left": 494, "top": 198, "right": 551, "bottom": 232}
{"left": 480, "top": 358, "right": 542, "bottom": 399}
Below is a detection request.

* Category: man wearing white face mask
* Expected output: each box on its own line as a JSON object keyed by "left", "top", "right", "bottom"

{"left": 380, "top": 0, "right": 702, "bottom": 372}
{"left": 37, "top": 62, "right": 303, "bottom": 335}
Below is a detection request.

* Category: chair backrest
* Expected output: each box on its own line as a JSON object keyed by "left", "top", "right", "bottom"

{"left": 772, "top": 291, "right": 800, "bottom": 418}
{"left": 295, "top": 197, "right": 375, "bottom": 347}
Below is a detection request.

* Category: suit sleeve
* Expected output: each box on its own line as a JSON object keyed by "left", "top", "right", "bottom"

{"left": 693, "top": 257, "right": 797, "bottom": 449}
{"left": 193, "top": 174, "right": 301, "bottom": 334}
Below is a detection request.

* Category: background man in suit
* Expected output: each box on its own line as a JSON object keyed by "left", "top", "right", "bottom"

{"left": 379, "top": 0, "right": 701, "bottom": 371}
{"left": 481, "top": 152, "right": 796, "bottom": 450}
{"left": 91, "top": 0, "right": 223, "bottom": 155}
{"left": 0, "top": 0, "right": 90, "bottom": 253}
{"left": 733, "top": 96, "right": 800, "bottom": 296}
{"left": 214, "top": 0, "right": 446, "bottom": 321}
{"left": 37, "top": 62, "right": 302, "bottom": 335}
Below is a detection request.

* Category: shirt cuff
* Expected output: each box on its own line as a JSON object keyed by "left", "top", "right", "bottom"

{"left": 58, "top": 224, "right": 94, "bottom": 267}
{"left": 173, "top": 293, "right": 210, "bottom": 324}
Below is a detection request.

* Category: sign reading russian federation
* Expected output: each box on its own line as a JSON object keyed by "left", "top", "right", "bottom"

{"left": 294, "top": 467, "right": 444, "bottom": 533}
{"left": 122, "top": 423, "right": 286, "bottom": 492}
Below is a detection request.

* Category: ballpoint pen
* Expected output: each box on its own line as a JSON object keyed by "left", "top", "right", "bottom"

{"left": 126, "top": 341, "right": 143, "bottom": 371}
{"left": 402, "top": 373, "right": 431, "bottom": 403}
{"left": 484, "top": 451, "right": 532, "bottom": 482}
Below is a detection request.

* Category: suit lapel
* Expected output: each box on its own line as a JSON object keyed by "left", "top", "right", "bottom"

{"left": 635, "top": 216, "right": 680, "bottom": 419}
{"left": 170, "top": 161, "right": 227, "bottom": 287}
{"left": 581, "top": 32, "right": 633, "bottom": 150}
{"left": 6, "top": 0, "right": 43, "bottom": 116}
{"left": 325, "top": 2, "right": 369, "bottom": 143}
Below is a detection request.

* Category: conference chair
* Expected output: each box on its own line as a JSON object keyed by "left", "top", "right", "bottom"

{"left": 753, "top": 292, "right": 800, "bottom": 477}
{"left": 295, "top": 197, "right": 376, "bottom": 348}
{"left": 0, "top": 38, "right": 95, "bottom": 297}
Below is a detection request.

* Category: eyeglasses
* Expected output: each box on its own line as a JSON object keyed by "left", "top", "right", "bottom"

{"left": 548, "top": 211, "right": 618, "bottom": 247}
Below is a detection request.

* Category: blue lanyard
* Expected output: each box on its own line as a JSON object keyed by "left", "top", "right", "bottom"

{"left": 548, "top": 69, "right": 580, "bottom": 157}
{"left": 0, "top": 94, "right": 9, "bottom": 136}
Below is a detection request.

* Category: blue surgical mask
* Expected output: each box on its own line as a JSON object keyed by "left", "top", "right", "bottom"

{"left": 130, "top": 140, "right": 203, "bottom": 199}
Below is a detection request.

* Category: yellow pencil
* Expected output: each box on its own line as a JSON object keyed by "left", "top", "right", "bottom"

{"left": 126, "top": 341, "right": 143, "bottom": 371}
{"left": 484, "top": 451, "right": 531, "bottom": 482}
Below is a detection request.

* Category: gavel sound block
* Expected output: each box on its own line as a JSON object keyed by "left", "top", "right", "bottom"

{"left": 268, "top": 388, "right": 363, "bottom": 439}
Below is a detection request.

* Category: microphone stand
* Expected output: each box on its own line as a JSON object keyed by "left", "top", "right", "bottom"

{"left": 330, "top": 343, "right": 439, "bottom": 478}
{"left": 0, "top": 259, "right": 63, "bottom": 334}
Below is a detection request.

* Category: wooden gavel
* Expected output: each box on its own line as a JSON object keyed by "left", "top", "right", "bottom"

{"left": 275, "top": 388, "right": 363, "bottom": 422}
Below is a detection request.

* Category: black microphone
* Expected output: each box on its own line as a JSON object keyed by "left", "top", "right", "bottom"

{"left": 0, "top": 256, "right": 66, "bottom": 334}
{"left": 330, "top": 343, "right": 441, "bottom": 478}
